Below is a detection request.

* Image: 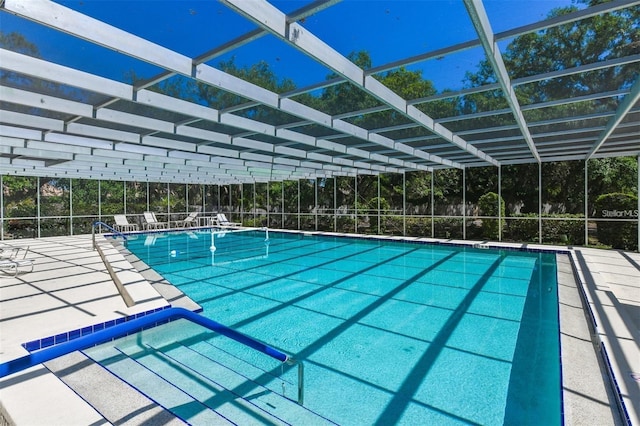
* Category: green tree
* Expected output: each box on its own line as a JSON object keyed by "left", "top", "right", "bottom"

{"left": 594, "top": 192, "right": 638, "bottom": 250}
{"left": 501, "top": 163, "right": 539, "bottom": 214}
{"left": 588, "top": 156, "right": 638, "bottom": 213}
{"left": 319, "top": 51, "right": 380, "bottom": 116}
{"left": 0, "top": 31, "right": 39, "bottom": 55}
{"left": 2, "top": 176, "right": 37, "bottom": 218}
{"left": 542, "top": 161, "right": 585, "bottom": 214}
{"left": 1, "top": 30, "right": 95, "bottom": 103}
{"left": 464, "top": 0, "right": 639, "bottom": 117}
{"left": 196, "top": 57, "right": 298, "bottom": 126}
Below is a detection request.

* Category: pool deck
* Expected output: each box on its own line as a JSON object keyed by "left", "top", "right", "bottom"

{"left": 0, "top": 233, "right": 638, "bottom": 425}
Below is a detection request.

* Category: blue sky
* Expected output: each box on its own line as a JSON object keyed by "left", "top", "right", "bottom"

{"left": 1, "top": 0, "right": 578, "bottom": 93}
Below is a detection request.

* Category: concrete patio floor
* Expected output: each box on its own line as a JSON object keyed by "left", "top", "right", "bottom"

{"left": 0, "top": 233, "right": 638, "bottom": 425}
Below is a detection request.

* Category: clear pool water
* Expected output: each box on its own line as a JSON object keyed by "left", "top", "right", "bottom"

{"left": 124, "top": 229, "right": 561, "bottom": 425}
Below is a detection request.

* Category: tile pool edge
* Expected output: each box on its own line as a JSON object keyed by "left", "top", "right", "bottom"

{"left": 21, "top": 306, "right": 172, "bottom": 352}
{"left": 280, "top": 229, "right": 569, "bottom": 255}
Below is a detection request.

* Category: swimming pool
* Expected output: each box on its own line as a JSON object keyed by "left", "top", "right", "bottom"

{"left": 121, "top": 229, "right": 561, "bottom": 425}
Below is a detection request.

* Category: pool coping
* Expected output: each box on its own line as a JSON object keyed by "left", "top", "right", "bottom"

{"left": 566, "top": 248, "right": 639, "bottom": 426}
{"left": 556, "top": 253, "right": 623, "bottom": 425}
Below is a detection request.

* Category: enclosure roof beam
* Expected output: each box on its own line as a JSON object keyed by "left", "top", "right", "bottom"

{"left": 0, "top": 15, "right": 436, "bottom": 175}
{"left": 315, "top": 54, "right": 638, "bottom": 124}
{"left": 585, "top": 77, "right": 640, "bottom": 160}
{"left": 284, "top": 0, "right": 639, "bottom": 97}
{"left": 0, "top": 49, "right": 428, "bottom": 175}
{"left": 464, "top": 0, "right": 540, "bottom": 163}
{"left": 135, "top": 1, "right": 342, "bottom": 90}
{"left": 220, "top": 0, "right": 498, "bottom": 168}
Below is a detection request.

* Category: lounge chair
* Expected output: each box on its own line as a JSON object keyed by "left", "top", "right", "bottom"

{"left": 175, "top": 211, "right": 199, "bottom": 228}
{"left": 143, "top": 211, "right": 168, "bottom": 230}
{"left": 216, "top": 213, "right": 241, "bottom": 227}
{"left": 113, "top": 215, "right": 139, "bottom": 232}
{"left": 0, "top": 246, "right": 34, "bottom": 276}
{"left": 0, "top": 245, "right": 20, "bottom": 259}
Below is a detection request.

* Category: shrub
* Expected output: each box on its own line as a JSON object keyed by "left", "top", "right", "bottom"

{"left": 594, "top": 193, "right": 638, "bottom": 251}
{"left": 405, "top": 217, "right": 432, "bottom": 237}
{"left": 465, "top": 220, "right": 484, "bottom": 240}
{"left": 336, "top": 216, "right": 355, "bottom": 233}
{"left": 541, "top": 214, "right": 585, "bottom": 245}
{"left": 434, "top": 218, "right": 463, "bottom": 239}
{"left": 505, "top": 214, "right": 589, "bottom": 245}
{"left": 504, "top": 214, "right": 539, "bottom": 242}
{"left": 477, "top": 192, "right": 505, "bottom": 240}
{"left": 381, "top": 216, "right": 404, "bottom": 235}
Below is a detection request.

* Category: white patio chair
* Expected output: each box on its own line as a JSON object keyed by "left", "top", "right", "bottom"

{"left": 216, "top": 213, "right": 241, "bottom": 227}
{"left": 0, "top": 245, "right": 20, "bottom": 259}
{"left": 0, "top": 246, "right": 34, "bottom": 276}
{"left": 113, "top": 215, "right": 139, "bottom": 232}
{"left": 143, "top": 212, "right": 168, "bottom": 230}
{"left": 175, "top": 211, "right": 199, "bottom": 228}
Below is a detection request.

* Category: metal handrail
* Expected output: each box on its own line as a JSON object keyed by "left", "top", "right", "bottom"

{"left": 0, "top": 307, "right": 304, "bottom": 404}
{"left": 92, "top": 221, "right": 126, "bottom": 250}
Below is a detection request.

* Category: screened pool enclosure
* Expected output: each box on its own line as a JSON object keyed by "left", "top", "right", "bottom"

{"left": 0, "top": 0, "right": 638, "bottom": 249}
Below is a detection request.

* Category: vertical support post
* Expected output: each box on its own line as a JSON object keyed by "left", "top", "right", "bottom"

{"left": 637, "top": 155, "right": 639, "bottom": 252}
{"left": 0, "top": 175, "right": 4, "bottom": 240}
{"left": 282, "top": 181, "right": 285, "bottom": 229}
{"left": 37, "top": 176, "right": 41, "bottom": 238}
{"left": 123, "top": 181, "right": 127, "bottom": 214}
{"left": 314, "top": 178, "right": 318, "bottom": 231}
{"left": 266, "top": 182, "right": 270, "bottom": 228}
{"left": 463, "top": 167, "right": 466, "bottom": 240}
{"left": 431, "top": 171, "right": 435, "bottom": 238}
{"left": 585, "top": 160, "right": 589, "bottom": 246}
{"left": 378, "top": 174, "right": 381, "bottom": 235}
{"left": 498, "top": 165, "right": 502, "bottom": 242}
{"left": 297, "top": 180, "right": 301, "bottom": 230}
{"left": 185, "top": 183, "right": 189, "bottom": 215}
{"left": 402, "top": 172, "right": 406, "bottom": 236}
{"left": 146, "top": 181, "right": 149, "bottom": 213}
{"left": 538, "top": 162, "right": 542, "bottom": 244}
{"left": 252, "top": 182, "right": 256, "bottom": 224}
{"left": 167, "top": 182, "right": 171, "bottom": 225}
{"left": 333, "top": 177, "right": 337, "bottom": 232}
{"left": 240, "top": 183, "right": 244, "bottom": 224}
{"left": 68, "top": 179, "right": 73, "bottom": 236}
{"left": 354, "top": 175, "right": 358, "bottom": 234}
{"left": 99, "top": 180, "right": 103, "bottom": 226}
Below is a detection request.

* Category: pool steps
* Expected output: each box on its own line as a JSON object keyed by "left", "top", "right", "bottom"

{"left": 81, "top": 340, "right": 333, "bottom": 425}
{"left": 44, "top": 351, "right": 183, "bottom": 425}
{"left": 1, "top": 305, "right": 327, "bottom": 425}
